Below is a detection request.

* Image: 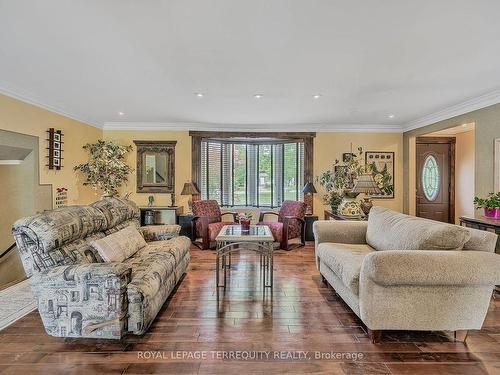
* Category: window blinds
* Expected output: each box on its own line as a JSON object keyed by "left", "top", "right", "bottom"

{"left": 200, "top": 139, "right": 304, "bottom": 207}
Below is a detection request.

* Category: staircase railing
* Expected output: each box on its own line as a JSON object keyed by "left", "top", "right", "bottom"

{"left": 0, "top": 243, "right": 16, "bottom": 260}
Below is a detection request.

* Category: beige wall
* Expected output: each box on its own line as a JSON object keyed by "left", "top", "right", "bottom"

{"left": 0, "top": 94, "right": 103, "bottom": 205}
{"left": 102, "top": 130, "right": 192, "bottom": 209}
{"left": 404, "top": 103, "right": 500, "bottom": 213}
{"left": 103, "top": 130, "right": 404, "bottom": 215}
{"left": 313, "top": 132, "right": 403, "bottom": 217}
{"left": 455, "top": 130, "right": 475, "bottom": 223}
{"left": 0, "top": 94, "right": 405, "bottom": 216}
{"left": 0, "top": 152, "right": 36, "bottom": 285}
{"left": 0, "top": 152, "right": 35, "bottom": 250}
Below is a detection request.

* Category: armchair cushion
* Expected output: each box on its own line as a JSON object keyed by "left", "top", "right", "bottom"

{"left": 208, "top": 222, "right": 236, "bottom": 241}
{"left": 257, "top": 201, "right": 307, "bottom": 243}
{"left": 362, "top": 250, "right": 500, "bottom": 287}
{"left": 259, "top": 221, "right": 283, "bottom": 242}
{"left": 140, "top": 224, "right": 181, "bottom": 242}
{"left": 91, "top": 225, "right": 147, "bottom": 262}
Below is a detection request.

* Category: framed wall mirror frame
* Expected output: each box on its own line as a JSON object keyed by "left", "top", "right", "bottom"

{"left": 134, "top": 140, "right": 176, "bottom": 193}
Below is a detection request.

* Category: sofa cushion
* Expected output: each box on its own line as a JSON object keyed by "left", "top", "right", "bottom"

{"left": 91, "top": 225, "right": 147, "bottom": 262}
{"left": 12, "top": 205, "right": 107, "bottom": 254}
{"left": 317, "top": 242, "right": 375, "bottom": 295}
{"left": 91, "top": 197, "right": 139, "bottom": 230}
{"left": 125, "top": 236, "right": 191, "bottom": 333}
{"left": 366, "top": 207, "right": 471, "bottom": 251}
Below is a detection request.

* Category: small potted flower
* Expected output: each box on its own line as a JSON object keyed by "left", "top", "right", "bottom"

{"left": 474, "top": 192, "right": 500, "bottom": 219}
{"left": 238, "top": 212, "right": 253, "bottom": 230}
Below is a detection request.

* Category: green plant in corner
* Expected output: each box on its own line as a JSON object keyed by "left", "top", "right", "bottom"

{"left": 474, "top": 192, "right": 500, "bottom": 209}
{"left": 74, "top": 140, "right": 133, "bottom": 197}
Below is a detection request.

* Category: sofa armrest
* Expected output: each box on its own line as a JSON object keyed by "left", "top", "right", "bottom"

{"left": 30, "top": 262, "right": 132, "bottom": 339}
{"left": 140, "top": 224, "right": 181, "bottom": 242}
{"left": 313, "top": 220, "right": 367, "bottom": 245}
{"left": 362, "top": 250, "right": 500, "bottom": 287}
{"left": 31, "top": 262, "right": 131, "bottom": 290}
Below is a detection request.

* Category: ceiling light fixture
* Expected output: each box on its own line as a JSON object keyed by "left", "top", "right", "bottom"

{"left": 254, "top": 94, "right": 263, "bottom": 99}
{"left": 195, "top": 93, "right": 204, "bottom": 98}
{"left": 388, "top": 114, "right": 395, "bottom": 119}
{"left": 118, "top": 111, "right": 125, "bottom": 116}
{"left": 313, "top": 94, "right": 321, "bottom": 99}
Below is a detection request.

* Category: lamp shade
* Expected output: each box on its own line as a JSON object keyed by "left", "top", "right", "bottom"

{"left": 181, "top": 182, "right": 200, "bottom": 195}
{"left": 302, "top": 182, "right": 317, "bottom": 194}
{"left": 352, "top": 174, "right": 382, "bottom": 195}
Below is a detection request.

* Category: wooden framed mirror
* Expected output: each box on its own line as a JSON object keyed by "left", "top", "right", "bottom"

{"left": 134, "top": 140, "right": 176, "bottom": 193}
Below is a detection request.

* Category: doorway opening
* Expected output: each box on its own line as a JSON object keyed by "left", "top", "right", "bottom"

{"left": 410, "top": 123, "right": 475, "bottom": 224}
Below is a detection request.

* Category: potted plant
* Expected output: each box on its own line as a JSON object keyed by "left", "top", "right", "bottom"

{"left": 474, "top": 192, "right": 500, "bottom": 219}
{"left": 316, "top": 147, "right": 365, "bottom": 217}
{"left": 74, "top": 140, "right": 133, "bottom": 198}
{"left": 238, "top": 212, "right": 253, "bottom": 231}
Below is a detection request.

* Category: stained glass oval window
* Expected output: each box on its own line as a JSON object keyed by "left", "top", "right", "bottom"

{"left": 422, "top": 155, "right": 440, "bottom": 201}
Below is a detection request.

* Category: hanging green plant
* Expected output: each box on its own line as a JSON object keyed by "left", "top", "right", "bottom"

{"left": 74, "top": 140, "right": 133, "bottom": 197}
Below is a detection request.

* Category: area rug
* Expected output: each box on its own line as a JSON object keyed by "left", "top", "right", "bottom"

{"left": 0, "top": 279, "right": 36, "bottom": 330}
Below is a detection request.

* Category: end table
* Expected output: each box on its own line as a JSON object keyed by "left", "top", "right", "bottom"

{"left": 304, "top": 215, "right": 318, "bottom": 241}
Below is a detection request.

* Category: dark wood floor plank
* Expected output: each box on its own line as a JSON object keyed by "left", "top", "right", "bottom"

{"left": 0, "top": 242, "right": 498, "bottom": 374}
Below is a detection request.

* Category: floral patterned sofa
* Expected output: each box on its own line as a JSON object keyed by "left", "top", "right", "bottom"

{"left": 12, "top": 197, "right": 190, "bottom": 339}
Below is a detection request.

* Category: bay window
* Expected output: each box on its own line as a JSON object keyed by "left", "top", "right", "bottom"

{"left": 191, "top": 132, "right": 314, "bottom": 208}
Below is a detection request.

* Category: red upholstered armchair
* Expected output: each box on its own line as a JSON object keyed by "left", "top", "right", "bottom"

{"left": 191, "top": 200, "right": 238, "bottom": 249}
{"left": 257, "top": 200, "right": 307, "bottom": 250}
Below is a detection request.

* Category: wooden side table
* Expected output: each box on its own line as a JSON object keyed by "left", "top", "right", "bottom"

{"left": 139, "top": 206, "right": 183, "bottom": 226}
{"left": 178, "top": 213, "right": 194, "bottom": 237}
{"left": 304, "top": 215, "right": 318, "bottom": 241}
{"left": 459, "top": 215, "right": 500, "bottom": 254}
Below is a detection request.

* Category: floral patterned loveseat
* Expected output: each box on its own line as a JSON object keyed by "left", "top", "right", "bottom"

{"left": 12, "top": 197, "right": 190, "bottom": 339}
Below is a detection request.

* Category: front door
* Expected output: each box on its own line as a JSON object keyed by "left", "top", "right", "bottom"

{"left": 416, "top": 137, "right": 455, "bottom": 223}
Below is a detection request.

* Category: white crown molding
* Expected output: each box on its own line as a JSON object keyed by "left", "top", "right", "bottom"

{"left": 0, "top": 86, "right": 102, "bottom": 129}
{"left": 103, "top": 121, "right": 403, "bottom": 133}
{"left": 403, "top": 89, "right": 500, "bottom": 132}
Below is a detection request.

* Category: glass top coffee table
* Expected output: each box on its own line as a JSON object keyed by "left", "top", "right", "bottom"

{"left": 215, "top": 225, "right": 274, "bottom": 297}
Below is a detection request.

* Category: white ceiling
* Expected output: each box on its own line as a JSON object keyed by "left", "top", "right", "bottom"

{"left": 1, "top": 0, "right": 500, "bottom": 132}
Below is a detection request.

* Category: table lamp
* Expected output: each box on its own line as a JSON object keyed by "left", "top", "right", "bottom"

{"left": 302, "top": 182, "right": 317, "bottom": 215}
{"left": 352, "top": 173, "right": 382, "bottom": 215}
{"left": 181, "top": 182, "right": 200, "bottom": 214}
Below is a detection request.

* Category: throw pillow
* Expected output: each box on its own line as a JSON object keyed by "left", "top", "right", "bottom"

{"left": 91, "top": 225, "right": 147, "bottom": 262}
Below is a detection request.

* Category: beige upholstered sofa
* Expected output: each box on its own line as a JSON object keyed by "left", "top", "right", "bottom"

{"left": 313, "top": 207, "right": 500, "bottom": 343}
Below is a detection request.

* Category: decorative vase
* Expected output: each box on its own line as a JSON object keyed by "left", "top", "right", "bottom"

{"left": 360, "top": 198, "right": 373, "bottom": 216}
{"left": 240, "top": 219, "right": 251, "bottom": 230}
{"left": 484, "top": 208, "right": 500, "bottom": 219}
{"left": 337, "top": 196, "right": 363, "bottom": 218}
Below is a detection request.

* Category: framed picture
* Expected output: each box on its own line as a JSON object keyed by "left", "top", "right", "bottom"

{"left": 53, "top": 158, "right": 60, "bottom": 167}
{"left": 54, "top": 133, "right": 61, "bottom": 142}
{"left": 54, "top": 141, "right": 60, "bottom": 150}
{"left": 53, "top": 149, "right": 60, "bottom": 158}
{"left": 365, "top": 151, "right": 395, "bottom": 199}
{"left": 342, "top": 153, "right": 356, "bottom": 162}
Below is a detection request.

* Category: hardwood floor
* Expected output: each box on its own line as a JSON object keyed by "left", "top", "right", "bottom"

{"left": 0, "top": 243, "right": 499, "bottom": 374}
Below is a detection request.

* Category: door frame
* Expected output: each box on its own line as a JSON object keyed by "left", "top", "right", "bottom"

{"left": 416, "top": 137, "right": 456, "bottom": 223}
